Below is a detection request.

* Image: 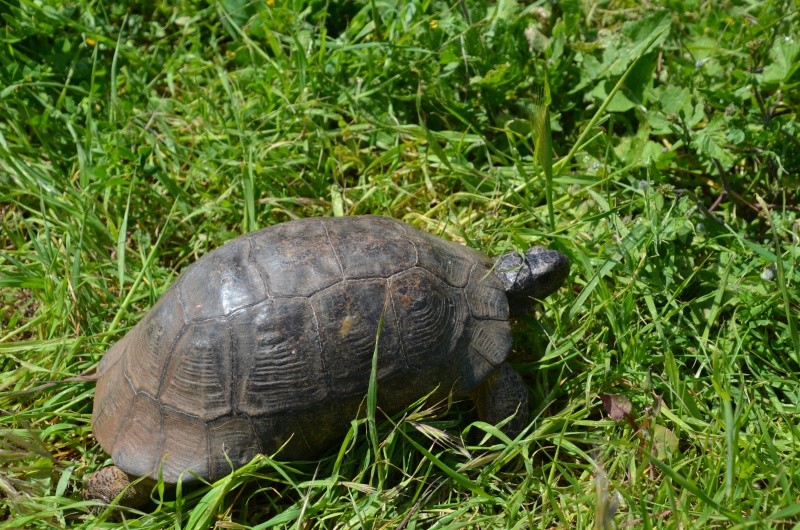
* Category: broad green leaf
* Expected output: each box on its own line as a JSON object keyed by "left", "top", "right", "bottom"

{"left": 761, "top": 36, "right": 800, "bottom": 85}
{"left": 691, "top": 115, "right": 735, "bottom": 168}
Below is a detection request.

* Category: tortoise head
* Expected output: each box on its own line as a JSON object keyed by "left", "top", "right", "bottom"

{"left": 493, "top": 247, "right": 569, "bottom": 315}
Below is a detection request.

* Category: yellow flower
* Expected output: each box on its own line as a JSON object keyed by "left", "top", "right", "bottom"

{"left": 86, "top": 37, "right": 97, "bottom": 46}
{"left": 430, "top": 19, "right": 438, "bottom": 29}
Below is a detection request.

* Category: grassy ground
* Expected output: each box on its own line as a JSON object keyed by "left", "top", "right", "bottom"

{"left": 1, "top": 0, "right": 799, "bottom": 528}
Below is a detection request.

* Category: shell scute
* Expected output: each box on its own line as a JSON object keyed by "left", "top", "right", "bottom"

{"left": 158, "top": 322, "right": 233, "bottom": 420}
{"left": 249, "top": 219, "right": 342, "bottom": 297}
{"left": 231, "top": 297, "right": 329, "bottom": 416}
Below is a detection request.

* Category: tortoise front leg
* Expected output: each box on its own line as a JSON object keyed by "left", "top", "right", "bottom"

{"left": 472, "top": 363, "right": 529, "bottom": 437}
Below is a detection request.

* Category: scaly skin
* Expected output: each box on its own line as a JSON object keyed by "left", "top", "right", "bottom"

{"left": 83, "top": 465, "right": 151, "bottom": 508}
{"left": 472, "top": 362, "right": 530, "bottom": 437}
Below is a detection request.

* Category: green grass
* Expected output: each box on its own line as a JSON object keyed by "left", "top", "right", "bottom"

{"left": 1, "top": 0, "right": 799, "bottom": 528}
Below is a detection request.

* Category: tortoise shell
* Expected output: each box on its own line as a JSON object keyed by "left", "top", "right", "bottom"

{"left": 92, "top": 215, "right": 512, "bottom": 482}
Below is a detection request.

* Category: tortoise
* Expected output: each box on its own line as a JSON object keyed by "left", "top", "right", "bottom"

{"left": 84, "top": 215, "right": 569, "bottom": 507}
